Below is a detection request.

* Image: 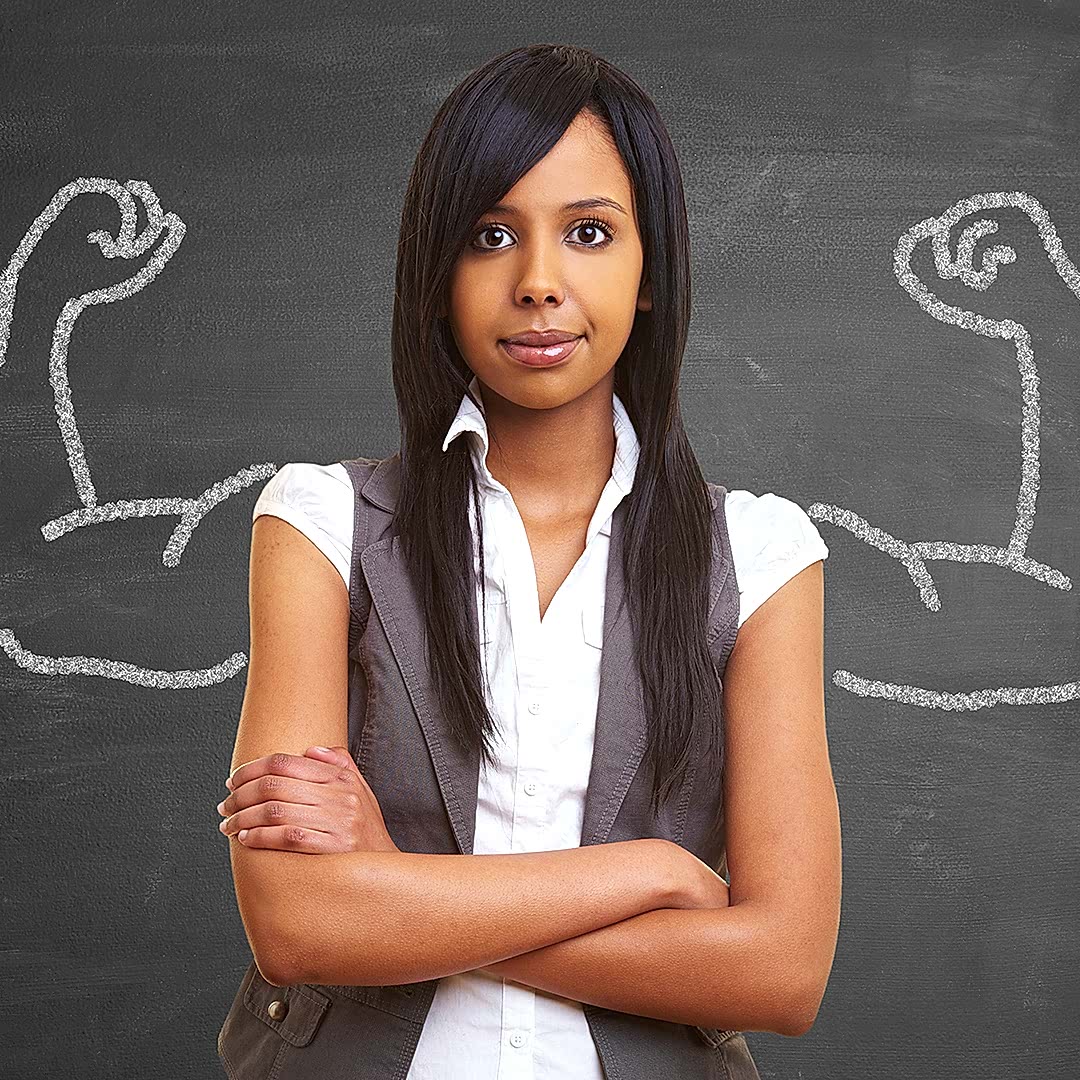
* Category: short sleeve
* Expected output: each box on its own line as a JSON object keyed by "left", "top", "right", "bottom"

{"left": 724, "top": 490, "right": 829, "bottom": 629}
{"left": 252, "top": 462, "right": 354, "bottom": 591}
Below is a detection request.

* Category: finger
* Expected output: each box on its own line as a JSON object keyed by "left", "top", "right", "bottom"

{"left": 225, "top": 757, "right": 261, "bottom": 790}
{"left": 221, "top": 752, "right": 347, "bottom": 812}
{"left": 219, "top": 798, "right": 339, "bottom": 839}
{"left": 230, "top": 823, "right": 339, "bottom": 853}
{"left": 227, "top": 751, "right": 333, "bottom": 792}
{"left": 219, "top": 771, "right": 330, "bottom": 818}
{"left": 226, "top": 752, "right": 292, "bottom": 792}
{"left": 302, "top": 745, "right": 368, "bottom": 791}
{"left": 303, "top": 744, "right": 351, "bottom": 767}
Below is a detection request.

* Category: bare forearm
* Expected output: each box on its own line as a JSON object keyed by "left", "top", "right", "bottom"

{"left": 478, "top": 901, "right": 805, "bottom": 1036}
{"left": 272, "top": 838, "right": 677, "bottom": 986}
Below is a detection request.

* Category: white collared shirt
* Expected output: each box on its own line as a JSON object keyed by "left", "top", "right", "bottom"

{"left": 252, "top": 377, "right": 829, "bottom": 1078}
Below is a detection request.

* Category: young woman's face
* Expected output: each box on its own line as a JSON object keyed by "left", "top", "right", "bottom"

{"left": 444, "top": 108, "right": 651, "bottom": 411}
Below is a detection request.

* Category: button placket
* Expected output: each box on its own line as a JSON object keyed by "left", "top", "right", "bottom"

{"left": 498, "top": 979, "right": 536, "bottom": 1079}
{"left": 435, "top": 392, "right": 635, "bottom": 1080}
{"left": 515, "top": 686, "right": 540, "bottom": 843}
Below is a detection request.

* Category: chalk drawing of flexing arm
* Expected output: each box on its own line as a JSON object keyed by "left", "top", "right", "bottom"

{"left": 0, "top": 177, "right": 277, "bottom": 688}
{"left": 807, "top": 191, "right": 1079, "bottom": 710}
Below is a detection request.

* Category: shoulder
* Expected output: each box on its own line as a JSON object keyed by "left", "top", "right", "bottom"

{"left": 252, "top": 462, "right": 355, "bottom": 590}
{"left": 723, "top": 489, "right": 829, "bottom": 566}
{"left": 254, "top": 461, "right": 353, "bottom": 511}
{"left": 722, "top": 488, "right": 829, "bottom": 629}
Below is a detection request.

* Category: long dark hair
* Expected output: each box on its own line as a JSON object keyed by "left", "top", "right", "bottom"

{"left": 390, "top": 43, "right": 724, "bottom": 820}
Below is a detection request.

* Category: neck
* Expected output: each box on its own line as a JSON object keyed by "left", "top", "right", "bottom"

{"left": 477, "top": 373, "right": 617, "bottom": 520}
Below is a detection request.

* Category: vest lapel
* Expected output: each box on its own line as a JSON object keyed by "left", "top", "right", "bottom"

{"left": 580, "top": 484, "right": 725, "bottom": 848}
{"left": 356, "top": 452, "right": 724, "bottom": 857}
{"left": 579, "top": 497, "right": 644, "bottom": 847}
{"left": 357, "top": 454, "right": 482, "bottom": 857}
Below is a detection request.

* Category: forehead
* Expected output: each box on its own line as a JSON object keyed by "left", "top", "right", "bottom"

{"left": 495, "top": 111, "right": 633, "bottom": 213}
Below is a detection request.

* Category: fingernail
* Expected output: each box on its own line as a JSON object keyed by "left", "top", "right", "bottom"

{"left": 238, "top": 829, "right": 249, "bottom": 841}
{"left": 218, "top": 819, "right": 228, "bottom": 832}
{"left": 225, "top": 776, "right": 234, "bottom": 790}
{"left": 216, "top": 800, "right": 226, "bottom": 814}
{"left": 312, "top": 745, "right": 331, "bottom": 753}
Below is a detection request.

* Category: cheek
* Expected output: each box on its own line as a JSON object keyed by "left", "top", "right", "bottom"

{"left": 450, "top": 269, "right": 499, "bottom": 325}
{"left": 583, "top": 250, "right": 642, "bottom": 302}
{"left": 586, "top": 267, "right": 643, "bottom": 333}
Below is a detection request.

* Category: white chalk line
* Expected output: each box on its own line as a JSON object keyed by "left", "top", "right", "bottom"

{"left": 832, "top": 671, "right": 1080, "bottom": 710}
{"left": 0, "top": 628, "right": 248, "bottom": 687}
{"left": 1, "top": 177, "right": 274, "bottom": 688}
{"left": 808, "top": 190, "right": 1077, "bottom": 708}
{"left": 4, "top": 184, "right": 1076, "bottom": 705}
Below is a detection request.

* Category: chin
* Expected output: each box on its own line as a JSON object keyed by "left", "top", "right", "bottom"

{"left": 520, "top": 373, "right": 613, "bottom": 410}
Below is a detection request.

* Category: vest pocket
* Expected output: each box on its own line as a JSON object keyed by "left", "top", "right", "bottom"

{"left": 218, "top": 963, "right": 333, "bottom": 1080}
{"left": 242, "top": 967, "right": 331, "bottom": 1046}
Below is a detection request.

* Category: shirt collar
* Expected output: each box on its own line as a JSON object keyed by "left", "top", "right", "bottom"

{"left": 440, "top": 373, "right": 640, "bottom": 534}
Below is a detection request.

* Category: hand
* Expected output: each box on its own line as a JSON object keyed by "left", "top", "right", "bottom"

{"left": 661, "top": 839, "right": 731, "bottom": 910}
{"left": 217, "top": 745, "right": 399, "bottom": 854}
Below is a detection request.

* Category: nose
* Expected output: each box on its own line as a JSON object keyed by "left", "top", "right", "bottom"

{"left": 512, "top": 242, "right": 566, "bottom": 307}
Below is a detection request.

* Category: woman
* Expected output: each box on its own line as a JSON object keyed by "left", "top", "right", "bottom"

{"left": 216, "top": 42, "right": 841, "bottom": 1080}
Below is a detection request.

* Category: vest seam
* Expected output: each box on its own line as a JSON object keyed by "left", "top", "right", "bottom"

{"left": 266, "top": 1036, "right": 289, "bottom": 1080}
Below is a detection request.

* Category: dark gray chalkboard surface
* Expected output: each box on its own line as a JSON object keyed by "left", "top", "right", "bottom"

{"left": 2, "top": 3, "right": 1077, "bottom": 1078}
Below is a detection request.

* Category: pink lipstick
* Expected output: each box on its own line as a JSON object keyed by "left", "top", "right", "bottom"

{"left": 500, "top": 335, "right": 583, "bottom": 367}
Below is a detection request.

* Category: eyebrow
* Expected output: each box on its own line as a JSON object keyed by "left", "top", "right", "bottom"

{"left": 485, "top": 196, "right": 629, "bottom": 217}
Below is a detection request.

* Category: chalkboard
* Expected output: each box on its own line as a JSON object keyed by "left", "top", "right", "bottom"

{"left": 2, "top": 4, "right": 1077, "bottom": 1078}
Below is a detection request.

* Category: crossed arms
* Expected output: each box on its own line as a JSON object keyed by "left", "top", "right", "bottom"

{"left": 226, "top": 516, "right": 840, "bottom": 1038}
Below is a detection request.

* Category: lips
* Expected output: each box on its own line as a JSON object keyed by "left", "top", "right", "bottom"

{"left": 502, "top": 329, "right": 581, "bottom": 346}
{"left": 500, "top": 335, "right": 583, "bottom": 367}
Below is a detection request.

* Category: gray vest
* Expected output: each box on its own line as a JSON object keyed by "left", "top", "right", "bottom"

{"left": 218, "top": 452, "right": 763, "bottom": 1080}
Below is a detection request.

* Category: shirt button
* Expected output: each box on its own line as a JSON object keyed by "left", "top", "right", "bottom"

{"left": 524, "top": 781, "right": 538, "bottom": 796}
{"left": 509, "top": 1031, "right": 528, "bottom": 1048}
{"left": 528, "top": 701, "right": 541, "bottom": 714}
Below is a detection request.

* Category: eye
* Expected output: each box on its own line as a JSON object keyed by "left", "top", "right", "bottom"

{"left": 568, "top": 217, "right": 616, "bottom": 248}
{"left": 471, "top": 223, "right": 514, "bottom": 251}
{"left": 469, "top": 216, "right": 617, "bottom": 252}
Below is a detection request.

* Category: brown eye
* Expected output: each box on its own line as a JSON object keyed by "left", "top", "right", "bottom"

{"left": 472, "top": 225, "right": 513, "bottom": 251}
{"left": 568, "top": 217, "right": 616, "bottom": 248}
{"left": 470, "top": 216, "right": 616, "bottom": 252}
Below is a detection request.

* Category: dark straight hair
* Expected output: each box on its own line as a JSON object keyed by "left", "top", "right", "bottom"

{"left": 390, "top": 43, "right": 724, "bottom": 823}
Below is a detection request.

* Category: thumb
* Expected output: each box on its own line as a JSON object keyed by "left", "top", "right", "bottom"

{"left": 304, "top": 744, "right": 355, "bottom": 768}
